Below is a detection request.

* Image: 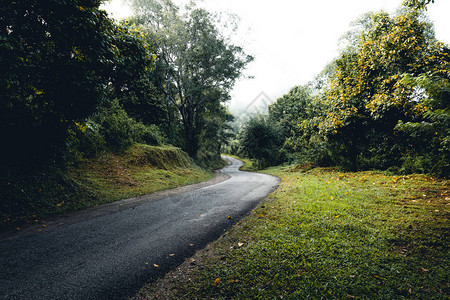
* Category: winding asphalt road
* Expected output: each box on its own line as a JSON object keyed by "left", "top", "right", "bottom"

{"left": 0, "top": 156, "right": 279, "bottom": 299}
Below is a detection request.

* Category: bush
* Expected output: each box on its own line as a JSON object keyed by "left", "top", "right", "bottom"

{"left": 66, "top": 99, "right": 167, "bottom": 159}
{"left": 239, "top": 115, "right": 283, "bottom": 169}
{"left": 399, "top": 154, "right": 433, "bottom": 175}
{"left": 67, "top": 121, "right": 105, "bottom": 159}
{"left": 96, "top": 100, "right": 136, "bottom": 151}
{"left": 399, "top": 153, "right": 449, "bottom": 177}
{"left": 134, "top": 123, "right": 166, "bottom": 146}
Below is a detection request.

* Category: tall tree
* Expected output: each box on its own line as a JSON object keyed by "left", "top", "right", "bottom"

{"left": 129, "top": 0, "right": 252, "bottom": 157}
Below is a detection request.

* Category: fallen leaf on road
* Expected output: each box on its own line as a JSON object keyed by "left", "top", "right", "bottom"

{"left": 169, "top": 254, "right": 175, "bottom": 257}
{"left": 227, "top": 216, "right": 233, "bottom": 220}
{"left": 153, "top": 264, "right": 159, "bottom": 268}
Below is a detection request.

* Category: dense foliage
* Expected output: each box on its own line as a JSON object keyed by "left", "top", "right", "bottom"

{"left": 0, "top": 0, "right": 117, "bottom": 164}
{"left": 0, "top": 0, "right": 247, "bottom": 168}
{"left": 268, "top": 5, "right": 449, "bottom": 176}
{"left": 403, "top": 0, "right": 435, "bottom": 10}
{"left": 238, "top": 115, "right": 283, "bottom": 169}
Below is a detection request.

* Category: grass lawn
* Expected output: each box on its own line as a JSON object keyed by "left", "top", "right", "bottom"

{"left": 136, "top": 164, "right": 449, "bottom": 299}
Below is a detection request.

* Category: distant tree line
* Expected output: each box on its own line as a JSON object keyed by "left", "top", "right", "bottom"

{"left": 0, "top": 0, "right": 251, "bottom": 169}
{"left": 236, "top": 3, "right": 449, "bottom": 176}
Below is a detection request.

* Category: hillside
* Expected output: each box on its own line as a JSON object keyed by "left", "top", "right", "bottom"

{"left": 0, "top": 144, "right": 215, "bottom": 232}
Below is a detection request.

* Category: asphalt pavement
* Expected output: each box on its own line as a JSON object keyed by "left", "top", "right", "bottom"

{"left": 0, "top": 156, "right": 280, "bottom": 299}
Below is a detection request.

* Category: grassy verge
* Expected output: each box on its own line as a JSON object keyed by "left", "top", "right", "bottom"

{"left": 1, "top": 144, "right": 213, "bottom": 231}
{"left": 70, "top": 144, "right": 214, "bottom": 202}
{"left": 136, "top": 165, "right": 449, "bottom": 299}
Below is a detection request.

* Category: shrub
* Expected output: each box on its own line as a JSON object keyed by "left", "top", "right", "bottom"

{"left": 134, "top": 123, "right": 166, "bottom": 146}
{"left": 239, "top": 115, "right": 283, "bottom": 169}
{"left": 66, "top": 99, "right": 167, "bottom": 159}
{"left": 67, "top": 121, "right": 105, "bottom": 159}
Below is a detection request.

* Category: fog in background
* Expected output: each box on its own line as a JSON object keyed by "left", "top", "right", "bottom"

{"left": 102, "top": 0, "right": 450, "bottom": 113}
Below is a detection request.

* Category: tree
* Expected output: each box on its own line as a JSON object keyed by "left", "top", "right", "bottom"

{"left": 239, "top": 115, "right": 283, "bottom": 169}
{"left": 109, "top": 22, "right": 167, "bottom": 129}
{"left": 128, "top": 0, "right": 252, "bottom": 157}
{"left": 0, "top": 0, "right": 116, "bottom": 164}
{"left": 197, "top": 103, "right": 235, "bottom": 167}
{"left": 269, "top": 85, "right": 313, "bottom": 141}
{"left": 308, "top": 10, "right": 440, "bottom": 170}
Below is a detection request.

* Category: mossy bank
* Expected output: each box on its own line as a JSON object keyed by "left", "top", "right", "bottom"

{"left": 0, "top": 144, "right": 214, "bottom": 231}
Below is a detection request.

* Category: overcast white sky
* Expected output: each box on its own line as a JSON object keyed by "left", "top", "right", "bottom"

{"left": 102, "top": 0, "right": 450, "bottom": 112}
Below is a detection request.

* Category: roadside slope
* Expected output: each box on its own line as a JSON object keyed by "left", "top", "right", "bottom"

{"left": 0, "top": 144, "right": 214, "bottom": 232}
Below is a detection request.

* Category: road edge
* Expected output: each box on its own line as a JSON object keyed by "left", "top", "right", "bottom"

{"left": 0, "top": 164, "right": 232, "bottom": 242}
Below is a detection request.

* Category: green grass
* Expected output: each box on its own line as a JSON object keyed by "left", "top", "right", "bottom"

{"left": 71, "top": 144, "right": 213, "bottom": 202}
{"left": 136, "top": 166, "right": 449, "bottom": 299}
{"left": 0, "top": 144, "right": 213, "bottom": 231}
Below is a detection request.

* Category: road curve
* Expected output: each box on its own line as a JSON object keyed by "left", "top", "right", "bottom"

{"left": 0, "top": 156, "right": 280, "bottom": 299}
